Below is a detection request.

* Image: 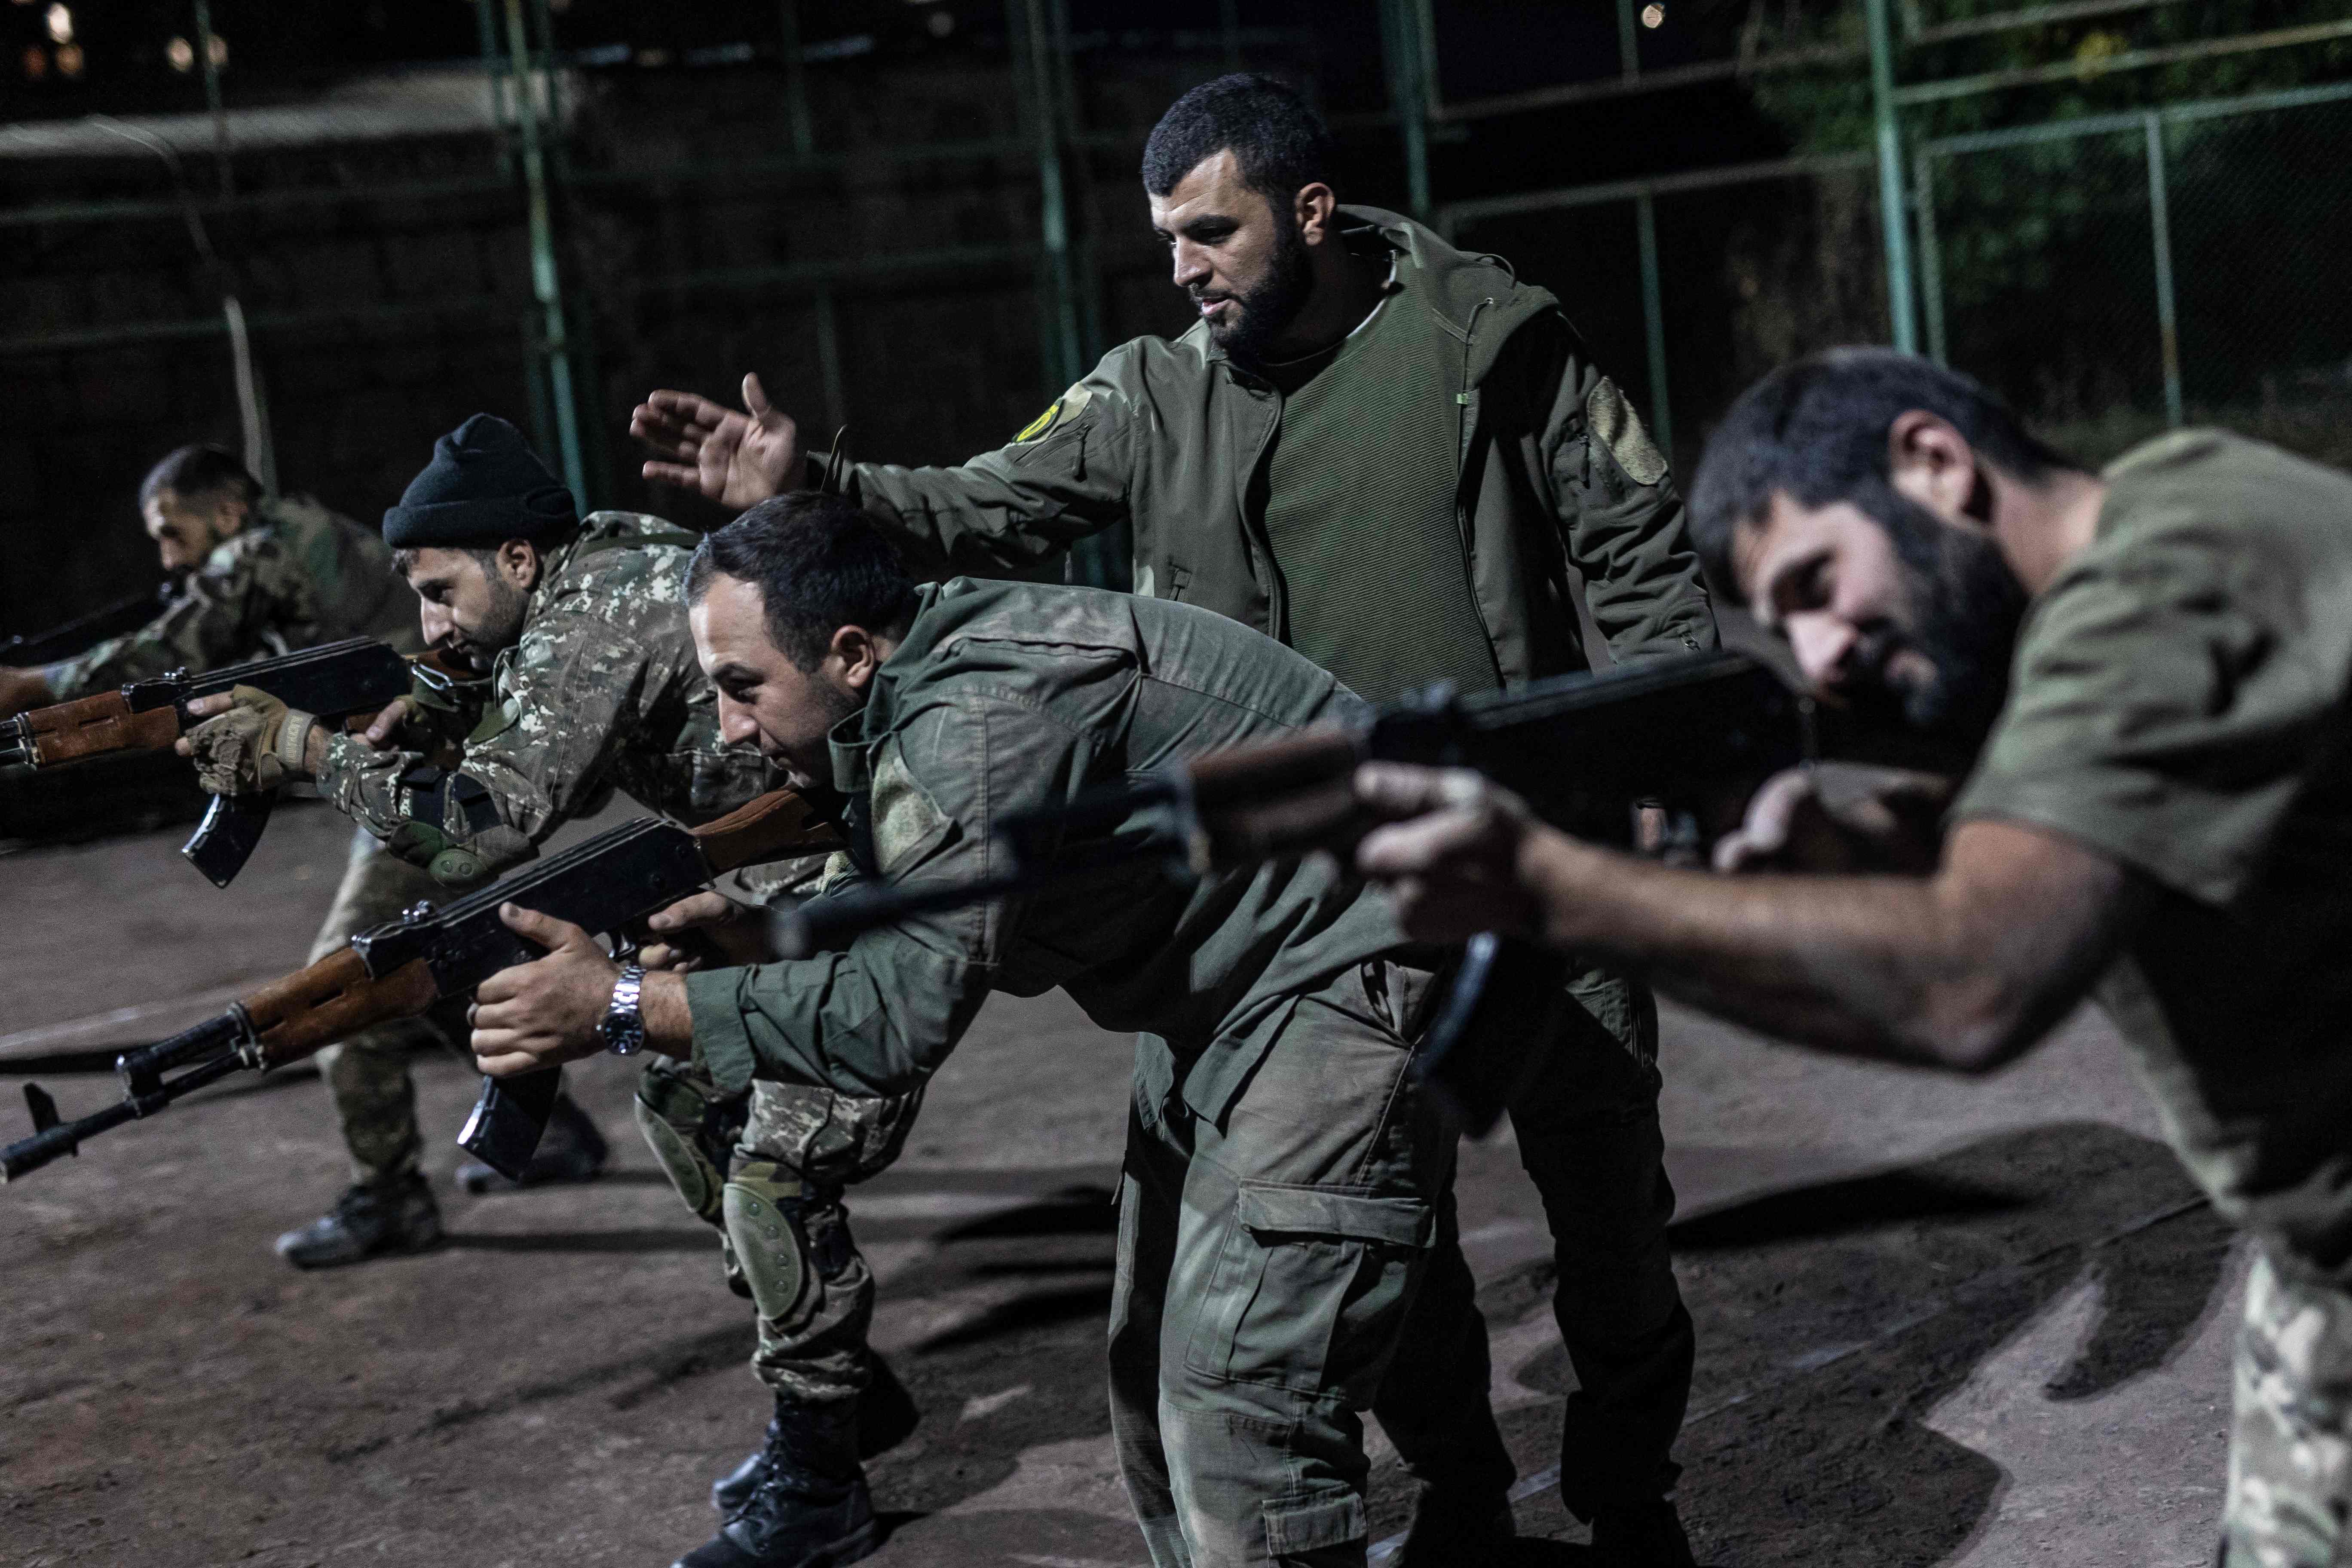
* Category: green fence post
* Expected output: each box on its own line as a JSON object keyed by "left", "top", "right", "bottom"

{"left": 503, "top": 0, "right": 587, "bottom": 505}
{"left": 1913, "top": 149, "right": 1946, "bottom": 364}
{"left": 1616, "top": 0, "right": 1641, "bottom": 79}
{"left": 1865, "top": 0, "right": 1918, "bottom": 352}
{"left": 778, "top": 0, "right": 814, "bottom": 158}
{"left": 190, "top": 0, "right": 233, "bottom": 196}
{"left": 1379, "top": 0, "right": 1432, "bottom": 220}
{"left": 2144, "top": 112, "right": 2184, "bottom": 428}
{"left": 1635, "top": 189, "right": 1673, "bottom": 458}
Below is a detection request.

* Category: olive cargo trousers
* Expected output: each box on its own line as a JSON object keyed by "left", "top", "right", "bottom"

{"left": 1109, "top": 965, "right": 1457, "bottom": 1567}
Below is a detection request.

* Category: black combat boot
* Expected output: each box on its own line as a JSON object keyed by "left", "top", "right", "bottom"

{"left": 677, "top": 1397, "right": 879, "bottom": 1568}
{"left": 713, "top": 1357, "right": 920, "bottom": 1512}
{"left": 1393, "top": 1481, "right": 1515, "bottom": 1566}
{"left": 1589, "top": 1496, "right": 1698, "bottom": 1568}
{"left": 274, "top": 1172, "right": 442, "bottom": 1269}
{"left": 456, "top": 1092, "right": 610, "bottom": 1192}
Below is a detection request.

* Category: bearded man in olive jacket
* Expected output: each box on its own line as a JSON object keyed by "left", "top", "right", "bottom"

{"left": 633, "top": 74, "right": 1713, "bottom": 1564}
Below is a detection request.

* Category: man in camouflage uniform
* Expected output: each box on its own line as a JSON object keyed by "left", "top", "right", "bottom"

{"left": 1348, "top": 347, "right": 2352, "bottom": 1568}
{"left": 183, "top": 416, "right": 897, "bottom": 1419}
{"left": 0, "top": 444, "right": 523, "bottom": 1269}
{"left": 631, "top": 74, "right": 1715, "bottom": 1564}
{"left": 463, "top": 495, "right": 1473, "bottom": 1568}
{"left": 0, "top": 443, "right": 420, "bottom": 708}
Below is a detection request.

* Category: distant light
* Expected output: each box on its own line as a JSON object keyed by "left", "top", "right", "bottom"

{"left": 1641, "top": 3, "right": 1665, "bottom": 25}
{"left": 928, "top": 9, "right": 953, "bottom": 36}
{"left": 206, "top": 32, "right": 227, "bottom": 67}
{"left": 55, "top": 40, "right": 80, "bottom": 74}
{"left": 166, "top": 35, "right": 193, "bottom": 71}
{"left": 44, "top": 3, "right": 68, "bottom": 43}
{"left": 21, "top": 42, "right": 45, "bottom": 78}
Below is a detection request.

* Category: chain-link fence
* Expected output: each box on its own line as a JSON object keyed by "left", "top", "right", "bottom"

{"left": 1439, "top": 152, "right": 1891, "bottom": 478}
{"left": 1920, "top": 78, "right": 2352, "bottom": 468}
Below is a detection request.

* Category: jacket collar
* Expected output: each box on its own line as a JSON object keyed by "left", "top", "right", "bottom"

{"left": 1190, "top": 205, "right": 1555, "bottom": 390}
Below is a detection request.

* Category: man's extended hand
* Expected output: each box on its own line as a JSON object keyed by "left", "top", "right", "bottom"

{"left": 630, "top": 372, "right": 808, "bottom": 508}
{"left": 469, "top": 904, "right": 620, "bottom": 1076}
{"left": 640, "top": 889, "right": 769, "bottom": 972}
{"left": 0, "top": 666, "right": 55, "bottom": 719}
{"left": 174, "top": 685, "right": 319, "bottom": 793}
{"left": 1712, "top": 765, "right": 1952, "bottom": 875}
{"left": 1353, "top": 762, "right": 1548, "bottom": 944}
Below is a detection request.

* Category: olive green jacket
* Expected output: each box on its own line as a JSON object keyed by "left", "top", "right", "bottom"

{"left": 821, "top": 206, "right": 1715, "bottom": 683}
{"left": 685, "top": 579, "right": 1411, "bottom": 1119}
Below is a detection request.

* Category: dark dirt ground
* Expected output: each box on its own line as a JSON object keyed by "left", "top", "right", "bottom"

{"left": 2, "top": 802, "right": 2239, "bottom": 1568}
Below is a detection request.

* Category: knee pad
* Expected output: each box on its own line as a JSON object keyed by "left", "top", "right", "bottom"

{"left": 724, "top": 1162, "right": 819, "bottom": 1326}
{"left": 635, "top": 1064, "right": 746, "bottom": 1225}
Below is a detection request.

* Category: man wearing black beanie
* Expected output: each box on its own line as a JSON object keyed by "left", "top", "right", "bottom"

{"left": 184, "top": 416, "right": 809, "bottom": 1285}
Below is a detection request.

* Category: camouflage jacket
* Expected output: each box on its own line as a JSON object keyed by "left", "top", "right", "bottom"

{"left": 44, "top": 494, "right": 420, "bottom": 698}
{"left": 684, "top": 578, "right": 1412, "bottom": 1121}
{"left": 313, "top": 511, "right": 778, "bottom": 881}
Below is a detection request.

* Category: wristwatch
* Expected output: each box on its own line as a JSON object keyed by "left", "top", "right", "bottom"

{"left": 603, "top": 963, "right": 648, "bottom": 1056}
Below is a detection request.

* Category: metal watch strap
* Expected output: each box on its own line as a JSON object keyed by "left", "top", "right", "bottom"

{"left": 603, "top": 963, "right": 648, "bottom": 1056}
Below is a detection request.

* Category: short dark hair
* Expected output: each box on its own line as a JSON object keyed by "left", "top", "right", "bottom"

{"left": 141, "top": 444, "right": 259, "bottom": 510}
{"left": 1688, "top": 348, "right": 2083, "bottom": 601}
{"left": 686, "top": 493, "right": 918, "bottom": 671}
{"left": 1142, "top": 73, "right": 1333, "bottom": 206}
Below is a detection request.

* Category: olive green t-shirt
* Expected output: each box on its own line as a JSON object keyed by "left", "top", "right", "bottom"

{"left": 1954, "top": 430, "right": 2352, "bottom": 1280}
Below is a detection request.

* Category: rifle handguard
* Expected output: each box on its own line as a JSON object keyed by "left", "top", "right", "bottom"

{"left": 691, "top": 787, "right": 845, "bottom": 872}
{"left": 242, "top": 948, "right": 441, "bottom": 1069}
{"left": 1180, "top": 726, "right": 1367, "bottom": 866}
{"left": 6, "top": 692, "right": 183, "bottom": 767}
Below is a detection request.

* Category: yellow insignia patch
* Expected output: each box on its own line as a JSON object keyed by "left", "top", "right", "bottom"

{"left": 1012, "top": 380, "right": 1093, "bottom": 443}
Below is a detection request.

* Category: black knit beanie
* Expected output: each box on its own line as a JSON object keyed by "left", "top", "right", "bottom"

{"left": 382, "top": 414, "right": 577, "bottom": 548}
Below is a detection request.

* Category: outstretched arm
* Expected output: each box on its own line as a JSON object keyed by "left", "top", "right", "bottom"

{"left": 1353, "top": 763, "right": 2145, "bottom": 1074}
{"left": 630, "top": 373, "right": 810, "bottom": 510}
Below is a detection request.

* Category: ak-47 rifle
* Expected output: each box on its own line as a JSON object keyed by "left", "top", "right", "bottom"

{"left": 0, "top": 637, "right": 455, "bottom": 888}
{"left": 0, "top": 584, "right": 174, "bottom": 665}
{"left": 1, "top": 787, "right": 845, "bottom": 1185}
{"left": 775, "top": 651, "right": 1853, "bottom": 1134}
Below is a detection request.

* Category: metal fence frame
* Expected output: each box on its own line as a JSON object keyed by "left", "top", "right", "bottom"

{"left": 9, "top": 0, "right": 2352, "bottom": 516}
{"left": 1914, "top": 75, "right": 2352, "bottom": 429}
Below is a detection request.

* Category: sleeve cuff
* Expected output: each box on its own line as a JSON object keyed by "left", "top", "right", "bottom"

{"left": 39, "top": 658, "right": 85, "bottom": 698}
{"left": 684, "top": 967, "right": 761, "bottom": 1094}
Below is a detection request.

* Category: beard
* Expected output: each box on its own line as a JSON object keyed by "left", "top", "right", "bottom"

{"left": 1197, "top": 217, "right": 1315, "bottom": 365}
{"left": 1847, "top": 487, "right": 2031, "bottom": 756}
{"left": 445, "top": 569, "right": 531, "bottom": 673}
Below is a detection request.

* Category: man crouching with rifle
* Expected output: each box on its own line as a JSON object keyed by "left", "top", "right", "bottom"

{"left": 179, "top": 416, "right": 780, "bottom": 1268}
{"left": 465, "top": 493, "right": 1468, "bottom": 1568}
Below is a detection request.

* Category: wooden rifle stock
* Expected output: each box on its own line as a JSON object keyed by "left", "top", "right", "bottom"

{"left": 3, "top": 786, "right": 843, "bottom": 1182}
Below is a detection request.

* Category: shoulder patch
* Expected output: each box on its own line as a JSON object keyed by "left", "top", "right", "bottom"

{"left": 868, "top": 743, "right": 956, "bottom": 876}
{"left": 1013, "top": 380, "right": 1093, "bottom": 443}
{"left": 1586, "top": 377, "right": 1671, "bottom": 487}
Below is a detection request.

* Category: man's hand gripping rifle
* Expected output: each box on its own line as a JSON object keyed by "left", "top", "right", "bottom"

{"left": 0, "top": 637, "right": 447, "bottom": 887}
{"left": 779, "top": 651, "right": 1825, "bottom": 1134}
{"left": 1, "top": 788, "right": 844, "bottom": 1185}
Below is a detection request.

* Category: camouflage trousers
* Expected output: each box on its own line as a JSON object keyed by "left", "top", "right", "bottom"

{"left": 637, "top": 1055, "right": 924, "bottom": 1405}
{"left": 309, "top": 827, "right": 470, "bottom": 1187}
{"left": 2221, "top": 1248, "right": 2352, "bottom": 1568}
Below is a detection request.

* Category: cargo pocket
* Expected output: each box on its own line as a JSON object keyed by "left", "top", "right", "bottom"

{"left": 1263, "top": 1491, "right": 1366, "bottom": 1558}
{"left": 1184, "top": 1182, "right": 1433, "bottom": 1398}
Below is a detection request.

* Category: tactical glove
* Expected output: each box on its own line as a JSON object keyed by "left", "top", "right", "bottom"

{"left": 185, "top": 684, "right": 318, "bottom": 795}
